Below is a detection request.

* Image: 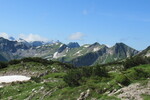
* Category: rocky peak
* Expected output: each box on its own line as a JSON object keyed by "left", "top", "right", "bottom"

{"left": 138, "top": 46, "right": 150, "bottom": 57}
{"left": 17, "top": 38, "right": 27, "bottom": 43}
{"left": 67, "top": 42, "right": 80, "bottom": 48}
{"left": 57, "top": 44, "right": 67, "bottom": 53}
{"left": 89, "top": 42, "right": 100, "bottom": 48}
{"left": 0, "top": 37, "right": 30, "bottom": 53}
{"left": 9, "top": 37, "right": 15, "bottom": 41}
{"left": 30, "top": 41, "right": 44, "bottom": 47}
{"left": 110, "top": 42, "right": 139, "bottom": 57}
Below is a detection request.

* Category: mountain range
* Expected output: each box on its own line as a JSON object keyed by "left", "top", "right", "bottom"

{"left": 0, "top": 37, "right": 149, "bottom": 66}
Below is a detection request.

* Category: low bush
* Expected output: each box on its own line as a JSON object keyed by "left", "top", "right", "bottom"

{"left": 115, "top": 74, "right": 130, "bottom": 86}
{"left": 64, "top": 65, "right": 108, "bottom": 86}
{"left": 64, "top": 69, "right": 82, "bottom": 86}
{"left": 123, "top": 56, "right": 150, "bottom": 69}
{"left": 126, "top": 67, "right": 150, "bottom": 80}
{"left": 8, "top": 57, "right": 74, "bottom": 69}
{"left": 0, "top": 62, "right": 8, "bottom": 69}
{"left": 31, "top": 76, "right": 41, "bottom": 83}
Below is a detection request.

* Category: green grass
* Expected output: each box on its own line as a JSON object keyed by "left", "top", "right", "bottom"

{"left": 0, "top": 81, "right": 43, "bottom": 99}
{"left": 142, "top": 94, "right": 150, "bottom": 100}
{"left": 0, "top": 61, "right": 150, "bottom": 100}
{"left": 43, "top": 72, "right": 66, "bottom": 79}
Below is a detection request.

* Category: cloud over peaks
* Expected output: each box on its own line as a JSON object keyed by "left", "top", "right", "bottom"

{"left": 0, "top": 32, "right": 49, "bottom": 42}
{"left": 68, "top": 32, "right": 85, "bottom": 40}
{"left": 0, "top": 32, "right": 10, "bottom": 39}
{"left": 19, "top": 33, "right": 48, "bottom": 42}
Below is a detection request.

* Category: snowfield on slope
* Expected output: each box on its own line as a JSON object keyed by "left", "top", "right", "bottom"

{"left": 0, "top": 75, "right": 31, "bottom": 83}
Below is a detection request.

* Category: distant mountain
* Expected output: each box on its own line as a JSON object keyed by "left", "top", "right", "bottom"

{"left": 17, "top": 38, "right": 31, "bottom": 48}
{"left": 0, "top": 37, "right": 31, "bottom": 60}
{"left": 67, "top": 42, "right": 80, "bottom": 48}
{"left": 94, "top": 43, "right": 139, "bottom": 64}
{"left": 17, "top": 38, "right": 26, "bottom": 42}
{"left": 138, "top": 46, "right": 150, "bottom": 57}
{"left": 29, "top": 40, "right": 60, "bottom": 47}
{"left": 0, "top": 37, "right": 140, "bottom": 66}
{"left": 0, "top": 37, "right": 29, "bottom": 53}
{"left": 63, "top": 43, "right": 139, "bottom": 66}
{"left": 30, "top": 41, "right": 44, "bottom": 47}
{"left": 8, "top": 37, "right": 15, "bottom": 41}
{"left": 67, "top": 43, "right": 108, "bottom": 66}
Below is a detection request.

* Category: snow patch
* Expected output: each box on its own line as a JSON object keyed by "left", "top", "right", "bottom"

{"left": 36, "top": 46, "right": 41, "bottom": 49}
{"left": 74, "top": 50, "right": 83, "bottom": 56}
{"left": 53, "top": 51, "right": 66, "bottom": 58}
{"left": 53, "top": 52, "right": 58, "bottom": 58}
{"left": 55, "top": 43, "right": 59, "bottom": 45}
{"left": 93, "top": 47, "right": 100, "bottom": 52}
{"left": 66, "top": 47, "right": 69, "bottom": 53}
{"left": 44, "top": 55, "right": 52, "bottom": 59}
{"left": 84, "top": 45, "right": 89, "bottom": 48}
{"left": 0, "top": 75, "right": 31, "bottom": 83}
{"left": 60, "top": 44, "right": 63, "bottom": 47}
{"left": 76, "top": 50, "right": 82, "bottom": 54}
{"left": 62, "top": 54, "right": 66, "bottom": 57}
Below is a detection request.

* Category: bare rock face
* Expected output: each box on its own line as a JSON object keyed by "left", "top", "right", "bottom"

{"left": 109, "top": 80, "right": 150, "bottom": 100}
{"left": 77, "top": 89, "right": 90, "bottom": 100}
{"left": 67, "top": 42, "right": 80, "bottom": 48}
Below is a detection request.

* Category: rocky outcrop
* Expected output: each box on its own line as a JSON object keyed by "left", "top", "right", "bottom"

{"left": 109, "top": 80, "right": 150, "bottom": 100}
{"left": 138, "top": 46, "right": 150, "bottom": 57}
{"left": 77, "top": 89, "right": 90, "bottom": 100}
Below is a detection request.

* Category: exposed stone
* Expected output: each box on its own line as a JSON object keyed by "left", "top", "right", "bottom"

{"left": 77, "top": 89, "right": 90, "bottom": 100}
{"left": 108, "top": 81, "right": 150, "bottom": 100}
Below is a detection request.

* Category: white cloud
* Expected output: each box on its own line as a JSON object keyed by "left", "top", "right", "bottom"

{"left": 0, "top": 32, "right": 50, "bottom": 42}
{"left": 68, "top": 32, "right": 85, "bottom": 40}
{"left": 0, "top": 32, "right": 10, "bottom": 39}
{"left": 19, "top": 33, "right": 48, "bottom": 42}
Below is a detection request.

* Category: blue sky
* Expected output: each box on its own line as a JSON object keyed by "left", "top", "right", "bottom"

{"left": 0, "top": 0, "right": 150, "bottom": 50}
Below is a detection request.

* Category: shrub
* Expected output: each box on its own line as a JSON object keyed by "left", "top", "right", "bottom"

{"left": 31, "top": 76, "right": 41, "bottom": 83}
{"left": 0, "top": 62, "right": 8, "bottom": 69}
{"left": 115, "top": 74, "right": 130, "bottom": 86}
{"left": 80, "top": 67, "right": 93, "bottom": 77}
{"left": 64, "top": 65, "right": 108, "bottom": 86}
{"left": 127, "top": 68, "right": 149, "bottom": 80}
{"left": 8, "top": 57, "right": 74, "bottom": 69}
{"left": 92, "top": 65, "right": 108, "bottom": 77}
{"left": 64, "top": 69, "right": 82, "bottom": 86}
{"left": 9, "top": 59, "right": 20, "bottom": 65}
{"left": 123, "top": 56, "right": 150, "bottom": 69}
{"left": 134, "top": 68, "right": 148, "bottom": 78}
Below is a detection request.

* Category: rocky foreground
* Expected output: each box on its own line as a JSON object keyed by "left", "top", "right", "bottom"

{"left": 108, "top": 80, "right": 150, "bottom": 100}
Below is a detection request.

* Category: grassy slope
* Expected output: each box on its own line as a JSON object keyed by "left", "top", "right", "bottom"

{"left": 0, "top": 61, "right": 150, "bottom": 100}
